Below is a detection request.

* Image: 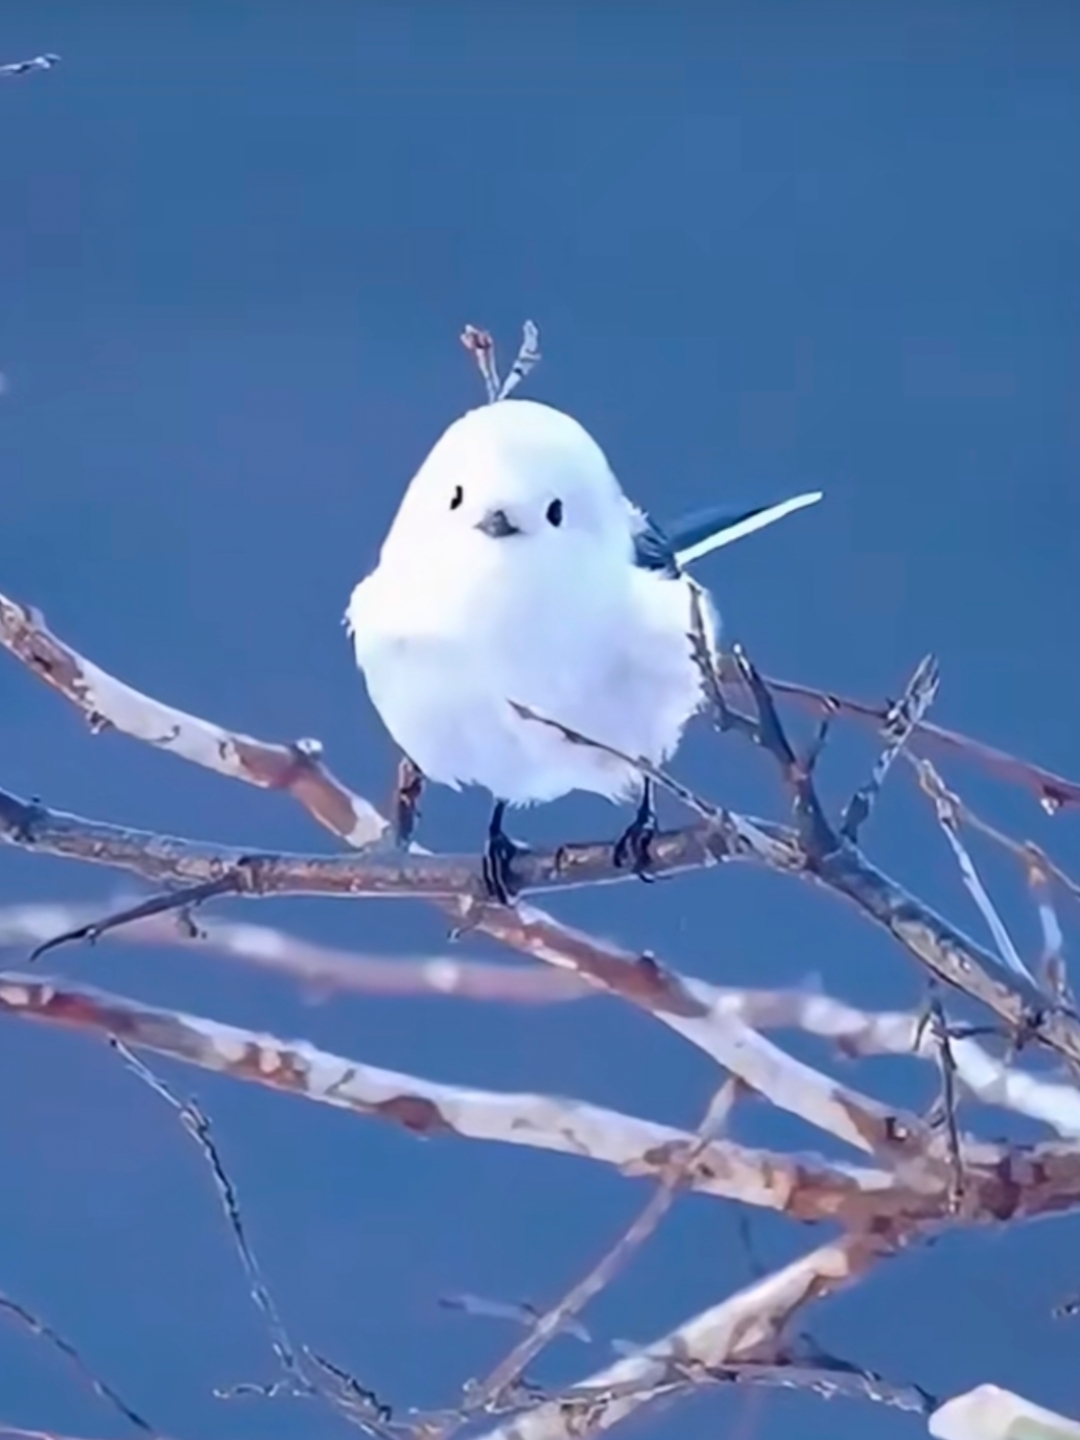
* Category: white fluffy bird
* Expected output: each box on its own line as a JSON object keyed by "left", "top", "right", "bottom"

{"left": 347, "top": 398, "right": 820, "bottom": 899}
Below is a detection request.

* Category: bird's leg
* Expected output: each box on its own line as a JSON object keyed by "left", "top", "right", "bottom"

{"left": 392, "top": 756, "right": 424, "bottom": 849}
{"left": 482, "top": 799, "right": 525, "bottom": 905}
{"left": 613, "top": 777, "right": 657, "bottom": 879}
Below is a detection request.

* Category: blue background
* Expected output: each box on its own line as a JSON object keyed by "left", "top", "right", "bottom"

{"left": 1, "top": 4, "right": 1079, "bottom": 1438}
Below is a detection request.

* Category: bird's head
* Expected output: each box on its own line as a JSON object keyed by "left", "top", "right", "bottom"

{"left": 379, "top": 399, "right": 635, "bottom": 575}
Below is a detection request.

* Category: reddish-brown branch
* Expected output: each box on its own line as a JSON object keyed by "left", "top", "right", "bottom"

{"left": 0, "top": 591, "right": 386, "bottom": 847}
{"left": 0, "top": 970, "right": 891, "bottom": 1221}
{"left": 716, "top": 657, "right": 1080, "bottom": 813}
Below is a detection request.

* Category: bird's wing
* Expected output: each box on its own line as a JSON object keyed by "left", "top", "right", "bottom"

{"left": 629, "top": 509, "right": 682, "bottom": 576}
{"left": 653, "top": 492, "right": 824, "bottom": 569}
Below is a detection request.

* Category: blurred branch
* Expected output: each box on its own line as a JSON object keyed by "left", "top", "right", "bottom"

{"left": 4, "top": 903, "right": 1071, "bottom": 1138}
{"left": 0, "top": 53, "right": 60, "bottom": 77}
{"left": 0, "top": 901, "right": 592, "bottom": 1003}
{"left": 716, "top": 985, "right": 1080, "bottom": 1138}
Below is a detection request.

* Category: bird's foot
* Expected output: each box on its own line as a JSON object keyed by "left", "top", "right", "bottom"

{"left": 613, "top": 780, "right": 657, "bottom": 881}
{"left": 482, "top": 801, "right": 526, "bottom": 905}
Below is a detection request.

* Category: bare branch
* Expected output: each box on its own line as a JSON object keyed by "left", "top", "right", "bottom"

{"left": 509, "top": 701, "right": 721, "bottom": 822}
{"left": 5, "top": 586, "right": 1080, "bottom": 1085}
{"left": 0, "top": 784, "right": 733, "bottom": 908}
{"left": 0, "top": 971, "right": 878, "bottom": 1220}
{"left": 715, "top": 655, "right": 1080, "bottom": 814}
{"left": 840, "top": 654, "right": 939, "bottom": 841}
{"left": 459, "top": 1081, "right": 742, "bottom": 1424}
{"left": 471, "top": 1235, "right": 889, "bottom": 1440}
{"left": 731, "top": 645, "right": 840, "bottom": 863}
{"left": 466, "top": 900, "right": 929, "bottom": 1160}
{"left": 0, "top": 1292, "right": 154, "bottom": 1435}
{"left": 715, "top": 985, "right": 1080, "bottom": 1138}
{"left": 913, "top": 758, "right": 1039, "bottom": 989}
{"left": 0, "top": 591, "right": 386, "bottom": 848}
{"left": 0, "top": 901, "right": 593, "bottom": 1003}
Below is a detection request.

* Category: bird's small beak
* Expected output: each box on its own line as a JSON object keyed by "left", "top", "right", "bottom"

{"left": 475, "top": 508, "right": 522, "bottom": 539}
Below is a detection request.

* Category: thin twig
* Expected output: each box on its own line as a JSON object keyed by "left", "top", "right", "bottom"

{"left": 912, "top": 758, "right": 1041, "bottom": 990}
{"left": 498, "top": 321, "right": 541, "bottom": 400}
{"left": 913, "top": 992, "right": 964, "bottom": 1214}
{"left": 507, "top": 701, "right": 722, "bottom": 822}
{"left": 732, "top": 645, "right": 840, "bottom": 862}
{"left": 112, "top": 1041, "right": 395, "bottom": 1435}
{"left": 460, "top": 326, "right": 501, "bottom": 404}
{"left": 460, "top": 1080, "right": 742, "bottom": 1425}
{"left": 0, "top": 53, "right": 60, "bottom": 77}
{"left": 438, "top": 1296, "right": 592, "bottom": 1345}
{"left": 0, "top": 591, "right": 386, "bottom": 848}
{"left": 0, "top": 1292, "right": 154, "bottom": 1435}
{"left": 841, "top": 654, "right": 940, "bottom": 840}
{"left": 686, "top": 584, "right": 761, "bottom": 738}
{"left": 713, "top": 656, "right": 1080, "bottom": 814}
{"left": 1027, "top": 857, "right": 1075, "bottom": 1010}
{"left": 111, "top": 1043, "right": 310, "bottom": 1390}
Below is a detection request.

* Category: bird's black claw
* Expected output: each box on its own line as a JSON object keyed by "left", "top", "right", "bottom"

{"left": 613, "top": 780, "right": 657, "bottom": 881}
{"left": 482, "top": 801, "right": 525, "bottom": 904}
{"left": 483, "top": 832, "right": 524, "bottom": 904}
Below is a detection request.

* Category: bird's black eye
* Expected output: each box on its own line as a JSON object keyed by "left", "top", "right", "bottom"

{"left": 450, "top": 485, "right": 464, "bottom": 511}
{"left": 546, "top": 498, "right": 563, "bottom": 527}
